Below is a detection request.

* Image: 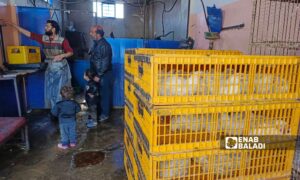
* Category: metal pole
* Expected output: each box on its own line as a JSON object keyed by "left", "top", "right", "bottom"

{"left": 22, "top": 76, "right": 28, "bottom": 113}
{"left": 14, "top": 78, "right": 22, "bottom": 117}
{"left": 0, "top": 25, "right": 7, "bottom": 64}
{"left": 186, "top": 0, "right": 191, "bottom": 39}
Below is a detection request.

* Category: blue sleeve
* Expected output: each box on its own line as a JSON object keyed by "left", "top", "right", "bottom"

{"left": 51, "top": 104, "right": 58, "bottom": 117}
{"left": 75, "top": 102, "right": 81, "bottom": 113}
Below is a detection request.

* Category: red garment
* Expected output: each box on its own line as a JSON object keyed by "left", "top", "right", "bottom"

{"left": 30, "top": 32, "right": 73, "bottom": 53}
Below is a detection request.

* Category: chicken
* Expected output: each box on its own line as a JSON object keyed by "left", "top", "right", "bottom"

{"left": 159, "top": 70, "right": 207, "bottom": 96}
{"left": 249, "top": 118, "right": 288, "bottom": 135}
{"left": 187, "top": 71, "right": 207, "bottom": 95}
{"left": 219, "top": 73, "right": 249, "bottom": 95}
{"left": 254, "top": 74, "right": 289, "bottom": 94}
{"left": 170, "top": 114, "right": 212, "bottom": 132}
{"left": 273, "top": 76, "right": 289, "bottom": 93}
{"left": 170, "top": 111, "right": 289, "bottom": 136}
{"left": 219, "top": 112, "right": 289, "bottom": 136}
{"left": 159, "top": 159, "right": 190, "bottom": 178}
{"left": 206, "top": 68, "right": 216, "bottom": 95}
{"left": 194, "top": 153, "right": 246, "bottom": 176}
{"left": 217, "top": 112, "right": 250, "bottom": 135}
{"left": 158, "top": 70, "right": 187, "bottom": 96}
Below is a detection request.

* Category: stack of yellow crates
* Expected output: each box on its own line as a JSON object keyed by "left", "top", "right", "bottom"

{"left": 123, "top": 48, "right": 300, "bottom": 180}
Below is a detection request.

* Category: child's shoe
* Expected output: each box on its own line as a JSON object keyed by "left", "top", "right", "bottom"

{"left": 70, "top": 143, "right": 76, "bottom": 148}
{"left": 57, "top": 143, "right": 68, "bottom": 150}
{"left": 92, "top": 121, "right": 98, "bottom": 126}
{"left": 86, "top": 116, "right": 97, "bottom": 128}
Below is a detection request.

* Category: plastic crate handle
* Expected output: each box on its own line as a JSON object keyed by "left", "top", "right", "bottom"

{"left": 127, "top": 83, "right": 131, "bottom": 92}
{"left": 11, "top": 48, "right": 21, "bottom": 54}
{"left": 125, "top": 123, "right": 133, "bottom": 141}
{"left": 125, "top": 153, "right": 135, "bottom": 178}
{"left": 128, "top": 56, "right": 131, "bottom": 64}
{"left": 125, "top": 98, "right": 134, "bottom": 113}
{"left": 137, "top": 140, "right": 143, "bottom": 155}
{"left": 126, "top": 136, "right": 130, "bottom": 147}
{"left": 138, "top": 101, "right": 144, "bottom": 117}
{"left": 128, "top": 109, "right": 133, "bottom": 119}
{"left": 28, "top": 48, "right": 37, "bottom": 53}
{"left": 138, "top": 64, "right": 143, "bottom": 77}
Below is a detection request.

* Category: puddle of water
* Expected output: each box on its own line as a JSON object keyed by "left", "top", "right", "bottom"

{"left": 73, "top": 151, "right": 105, "bottom": 168}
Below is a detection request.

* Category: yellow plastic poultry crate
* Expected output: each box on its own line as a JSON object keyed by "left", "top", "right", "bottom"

{"left": 125, "top": 48, "right": 243, "bottom": 56}
{"left": 124, "top": 126, "right": 148, "bottom": 180}
{"left": 140, "top": 139, "right": 294, "bottom": 180}
{"left": 132, "top": 54, "right": 300, "bottom": 105}
{"left": 125, "top": 127, "right": 295, "bottom": 180}
{"left": 7, "top": 46, "right": 41, "bottom": 64}
{"left": 133, "top": 92, "right": 300, "bottom": 153}
{"left": 124, "top": 103, "right": 136, "bottom": 144}
{"left": 124, "top": 48, "right": 243, "bottom": 79}
{"left": 125, "top": 71, "right": 136, "bottom": 101}
{"left": 124, "top": 147, "right": 136, "bottom": 180}
{"left": 125, "top": 53, "right": 136, "bottom": 76}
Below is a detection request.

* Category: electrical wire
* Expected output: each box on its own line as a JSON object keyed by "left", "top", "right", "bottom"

{"left": 165, "top": 0, "right": 178, "bottom": 12}
{"left": 149, "top": 0, "right": 178, "bottom": 38}
{"left": 200, "top": 0, "right": 210, "bottom": 32}
{"left": 29, "top": 0, "right": 36, "bottom": 7}
{"left": 137, "top": 0, "right": 143, "bottom": 15}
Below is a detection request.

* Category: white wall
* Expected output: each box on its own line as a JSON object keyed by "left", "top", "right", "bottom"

{"left": 151, "top": 0, "right": 189, "bottom": 41}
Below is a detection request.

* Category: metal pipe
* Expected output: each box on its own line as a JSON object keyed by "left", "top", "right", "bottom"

{"left": 143, "top": 0, "right": 146, "bottom": 39}
{"left": 186, "top": 0, "right": 191, "bottom": 39}
{"left": 14, "top": 78, "right": 22, "bottom": 117}
{"left": 22, "top": 76, "right": 27, "bottom": 112}
{"left": 0, "top": 25, "right": 7, "bottom": 64}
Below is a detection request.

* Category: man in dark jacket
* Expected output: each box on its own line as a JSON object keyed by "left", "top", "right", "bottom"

{"left": 89, "top": 25, "right": 113, "bottom": 122}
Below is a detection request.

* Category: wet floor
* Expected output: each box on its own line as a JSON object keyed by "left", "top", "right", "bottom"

{"left": 0, "top": 108, "right": 126, "bottom": 180}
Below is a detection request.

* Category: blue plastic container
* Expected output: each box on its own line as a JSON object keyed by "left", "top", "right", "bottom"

{"left": 70, "top": 59, "right": 90, "bottom": 91}
{"left": 26, "top": 71, "right": 45, "bottom": 109}
{"left": 0, "top": 80, "right": 20, "bottom": 116}
{"left": 207, "top": 5, "right": 223, "bottom": 33}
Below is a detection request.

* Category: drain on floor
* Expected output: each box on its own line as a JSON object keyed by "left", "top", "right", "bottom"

{"left": 73, "top": 151, "right": 105, "bottom": 168}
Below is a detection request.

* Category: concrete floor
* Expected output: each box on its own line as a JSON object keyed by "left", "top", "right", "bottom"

{"left": 0, "top": 108, "right": 126, "bottom": 180}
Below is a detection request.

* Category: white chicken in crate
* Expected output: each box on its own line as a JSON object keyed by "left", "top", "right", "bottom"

{"left": 169, "top": 112, "right": 289, "bottom": 136}
{"left": 158, "top": 70, "right": 207, "bottom": 96}
{"left": 254, "top": 74, "right": 289, "bottom": 94}
{"left": 194, "top": 153, "right": 247, "bottom": 176}
{"left": 170, "top": 114, "right": 212, "bottom": 132}
{"left": 219, "top": 73, "right": 249, "bottom": 95}
{"left": 159, "top": 159, "right": 190, "bottom": 178}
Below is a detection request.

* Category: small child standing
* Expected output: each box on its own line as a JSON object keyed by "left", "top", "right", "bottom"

{"left": 83, "top": 69, "right": 99, "bottom": 128}
{"left": 51, "top": 86, "right": 81, "bottom": 149}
